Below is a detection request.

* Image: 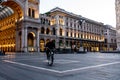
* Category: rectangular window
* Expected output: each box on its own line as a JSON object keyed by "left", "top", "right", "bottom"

{"left": 28, "top": 8, "right": 31, "bottom": 17}
{"left": 70, "top": 23, "right": 72, "bottom": 27}
{"left": 66, "top": 41, "right": 69, "bottom": 46}
{"left": 71, "top": 33, "right": 72, "bottom": 37}
{"left": 32, "top": 9, "right": 35, "bottom": 18}
{"left": 74, "top": 33, "right": 76, "bottom": 37}
{"left": 66, "top": 32, "right": 68, "bottom": 36}
{"left": 74, "top": 24, "right": 76, "bottom": 28}
{"left": 81, "top": 34, "right": 83, "bottom": 38}
{"left": 28, "top": 8, "right": 35, "bottom": 18}
{"left": 66, "top": 22, "right": 68, "bottom": 26}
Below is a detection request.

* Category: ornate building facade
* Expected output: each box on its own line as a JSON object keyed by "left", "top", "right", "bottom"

{"left": 0, "top": 0, "right": 40, "bottom": 52}
{"left": 0, "top": 0, "right": 116, "bottom": 53}
{"left": 40, "top": 7, "right": 105, "bottom": 52}
{"left": 104, "top": 25, "right": 117, "bottom": 51}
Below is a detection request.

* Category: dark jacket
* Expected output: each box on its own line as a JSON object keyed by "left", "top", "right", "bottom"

{"left": 46, "top": 41, "right": 55, "bottom": 49}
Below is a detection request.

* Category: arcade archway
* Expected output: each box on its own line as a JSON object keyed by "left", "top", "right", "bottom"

{"left": 28, "top": 32, "right": 35, "bottom": 52}
{"left": 0, "top": 0, "right": 23, "bottom": 52}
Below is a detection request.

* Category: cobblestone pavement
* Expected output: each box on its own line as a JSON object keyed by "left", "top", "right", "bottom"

{"left": 0, "top": 52, "right": 120, "bottom": 80}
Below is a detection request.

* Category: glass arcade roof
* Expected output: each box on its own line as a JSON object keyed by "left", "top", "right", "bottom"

{"left": 0, "top": 5, "right": 14, "bottom": 20}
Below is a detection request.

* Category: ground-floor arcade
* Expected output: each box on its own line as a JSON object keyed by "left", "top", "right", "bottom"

{"left": 0, "top": 28, "right": 116, "bottom": 53}
{"left": 39, "top": 37, "right": 105, "bottom": 52}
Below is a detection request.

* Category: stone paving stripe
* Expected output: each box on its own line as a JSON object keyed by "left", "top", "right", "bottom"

{"left": 61, "top": 61, "right": 120, "bottom": 73}
{"left": 3, "top": 60, "right": 62, "bottom": 74}
{"left": 3, "top": 60, "right": 120, "bottom": 76}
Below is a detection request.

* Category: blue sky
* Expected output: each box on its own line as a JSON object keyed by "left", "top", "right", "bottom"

{"left": 40, "top": 0, "right": 116, "bottom": 27}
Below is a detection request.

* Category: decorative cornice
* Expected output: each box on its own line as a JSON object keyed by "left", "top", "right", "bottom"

{"left": 49, "top": 7, "right": 104, "bottom": 25}
{"left": 49, "top": 7, "right": 81, "bottom": 18}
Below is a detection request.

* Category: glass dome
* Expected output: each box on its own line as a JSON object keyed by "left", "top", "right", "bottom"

{"left": 0, "top": 5, "right": 14, "bottom": 20}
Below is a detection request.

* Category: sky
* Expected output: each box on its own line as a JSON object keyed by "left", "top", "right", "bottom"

{"left": 40, "top": 0, "right": 116, "bottom": 27}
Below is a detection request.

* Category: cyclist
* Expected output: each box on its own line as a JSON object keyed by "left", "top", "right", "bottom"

{"left": 45, "top": 40, "right": 55, "bottom": 61}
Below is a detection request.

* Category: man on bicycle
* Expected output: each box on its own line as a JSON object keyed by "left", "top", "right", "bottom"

{"left": 45, "top": 40, "right": 55, "bottom": 60}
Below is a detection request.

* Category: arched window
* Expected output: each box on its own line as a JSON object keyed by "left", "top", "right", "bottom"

{"left": 41, "top": 27, "right": 45, "bottom": 34}
{"left": 28, "top": 8, "right": 35, "bottom": 18}
{"left": 53, "top": 28, "right": 56, "bottom": 35}
{"left": 60, "top": 28, "right": 63, "bottom": 36}
{"left": 46, "top": 28, "right": 50, "bottom": 34}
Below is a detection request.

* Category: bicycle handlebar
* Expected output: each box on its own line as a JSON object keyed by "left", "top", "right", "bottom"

{"left": 45, "top": 47, "right": 55, "bottom": 51}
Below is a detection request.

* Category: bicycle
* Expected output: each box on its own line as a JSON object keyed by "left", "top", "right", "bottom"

{"left": 46, "top": 47, "right": 55, "bottom": 66}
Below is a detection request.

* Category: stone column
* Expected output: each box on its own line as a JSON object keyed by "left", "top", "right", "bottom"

{"left": 21, "top": 27, "right": 25, "bottom": 52}
{"left": 56, "top": 15, "right": 59, "bottom": 36}
{"left": 24, "top": 0, "right": 28, "bottom": 18}
{"left": 34, "top": 37, "right": 36, "bottom": 51}
{"left": 56, "top": 38, "right": 59, "bottom": 49}
{"left": 44, "top": 37, "right": 47, "bottom": 45}
{"left": 37, "top": 29, "right": 40, "bottom": 52}
{"left": 107, "top": 43, "right": 110, "bottom": 51}
{"left": 24, "top": 27, "right": 28, "bottom": 52}
{"left": 15, "top": 30, "right": 19, "bottom": 52}
{"left": 63, "top": 38, "right": 66, "bottom": 48}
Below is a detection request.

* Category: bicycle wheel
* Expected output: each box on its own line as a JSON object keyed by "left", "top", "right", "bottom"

{"left": 48, "top": 52, "right": 54, "bottom": 66}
